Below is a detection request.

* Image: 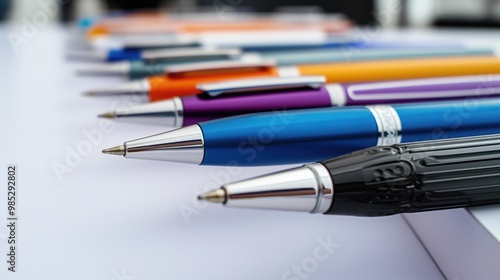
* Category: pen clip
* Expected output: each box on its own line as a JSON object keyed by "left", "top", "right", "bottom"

{"left": 198, "top": 76, "right": 326, "bottom": 97}
{"left": 164, "top": 60, "right": 276, "bottom": 77}
{"left": 141, "top": 47, "right": 242, "bottom": 61}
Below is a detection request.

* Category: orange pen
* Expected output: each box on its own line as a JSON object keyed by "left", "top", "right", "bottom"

{"left": 87, "top": 56, "right": 500, "bottom": 102}
{"left": 87, "top": 61, "right": 281, "bottom": 101}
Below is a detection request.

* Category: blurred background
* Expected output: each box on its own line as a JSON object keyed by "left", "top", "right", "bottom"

{"left": 2, "top": 0, "right": 500, "bottom": 28}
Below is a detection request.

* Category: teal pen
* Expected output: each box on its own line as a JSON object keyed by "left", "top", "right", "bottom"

{"left": 76, "top": 47, "right": 493, "bottom": 79}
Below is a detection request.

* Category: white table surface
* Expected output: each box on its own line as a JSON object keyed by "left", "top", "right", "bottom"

{"left": 4, "top": 25, "right": 491, "bottom": 280}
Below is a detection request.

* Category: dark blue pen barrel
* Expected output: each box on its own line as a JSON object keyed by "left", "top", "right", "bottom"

{"left": 199, "top": 98, "right": 500, "bottom": 166}
{"left": 200, "top": 107, "right": 378, "bottom": 165}
{"left": 394, "top": 100, "right": 500, "bottom": 142}
{"left": 107, "top": 49, "right": 142, "bottom": 61}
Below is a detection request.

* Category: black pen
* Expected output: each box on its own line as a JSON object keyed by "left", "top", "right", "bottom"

{"left": 199, "top": 134, "right": 500, "bottom": 216}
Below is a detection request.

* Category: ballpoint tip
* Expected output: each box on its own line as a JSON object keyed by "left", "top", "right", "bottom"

{"left": 98, "top": 112, "right": 116, "bottom": 119}
{"left": 198, "top": 189, "right": 227, "bottom": 204}
{"left": 102, "top": 145, "right": 126, "bottom": 156}
{"left": 83, "top": 91, "right": 95, "bottom": 96}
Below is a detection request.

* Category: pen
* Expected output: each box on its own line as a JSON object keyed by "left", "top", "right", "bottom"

{"left": 86, "top": 20, "right": 350, "bottom": 37}
{"left": 79, "top": 12, "right": 245, "bottom": 32}
{"left": 102, "top": 98, "right": 500, "bottom": 166}
{"left": 85, "top": 30, "right": 332, "bottom": 51}
{"left": 86, "top": 56, "right": 500, "bottom": 102}
{"left": 79, "top": 11, "right": 168, "bottom": 31}
{"left": 97, "top": 74, "right": 500, "bottom": 126}
{"left": 77, "top": 47, "right": 494, "bottom": 78}
{"left": 85, "top": 60, "right": 279, "bottom": 100}
{"left": 68, "top": 46, "right": 238, "bottom": 62}
{"left": 69, "top": 38, "right": 361, "bottom": 62}
{"left": 84, "top": 16, "right": 353, "bottom": 42}
{"left": 197, "top": 134, "right": 500, "bottom": 216}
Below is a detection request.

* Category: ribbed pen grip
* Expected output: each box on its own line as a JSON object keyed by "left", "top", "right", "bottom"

{"left": 323, "top": 134, "right": 500, "bottom": 216}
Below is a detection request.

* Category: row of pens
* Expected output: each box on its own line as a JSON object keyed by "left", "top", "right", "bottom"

{"left": 71, "top": 11, "right": 500, "bottom": 217}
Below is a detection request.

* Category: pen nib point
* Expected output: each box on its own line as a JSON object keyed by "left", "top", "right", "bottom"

{"left": 102, "top": 145, "right": 125, "bottom": 156}
{"left": 98, "top": 112, "right": 116, "bottom": 119}
{"left": 198, "top": 189, "right": 227, "bottom": 204}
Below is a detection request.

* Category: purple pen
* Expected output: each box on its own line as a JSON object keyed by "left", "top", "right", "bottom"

{"left": 98, "top": 75, "right": 500, "bottom": 127}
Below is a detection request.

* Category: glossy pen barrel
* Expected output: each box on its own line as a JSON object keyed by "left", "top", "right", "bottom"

{"left": 341, "top": 75, "right": 500, "bottom": 105}
{"left": 298, "top": 56, "right": 500, "bottom": 83}
{"left": 259, "top": 47, "right": 493, "bottom": 66}
{"left": 324, "top": 134, "right": 500, "bottom": 216}
{"left": 199, "top": 99, "right": 500, "bottom": 165}
{"left": 181, "top": 88, "right": 332, "bottom": 126}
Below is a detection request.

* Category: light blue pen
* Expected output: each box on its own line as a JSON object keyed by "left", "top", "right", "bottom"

{"left": 103, "top": 98, "right": 500, "bottom": 166}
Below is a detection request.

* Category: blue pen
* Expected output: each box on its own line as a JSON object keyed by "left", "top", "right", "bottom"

{"left": 68, "top": 40, "right": 365, "bottom": 62}
{"left": 103, "top": 98, "right": 500, "bottom": 166}
{"left": 67, "top": 39, "right": 474, "bottom": 62}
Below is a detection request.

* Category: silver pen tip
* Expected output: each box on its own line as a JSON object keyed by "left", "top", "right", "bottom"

{"left": 198, "top": 189, "right": 227, "bottom": 204}
{"left": 102, "top": 145, "right": 126, "bottom": 156}
{"left": 98, "top": 111, "right": 116, "bottom": 119}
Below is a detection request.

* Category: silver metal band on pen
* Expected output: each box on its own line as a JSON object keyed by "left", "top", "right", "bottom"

{"left": 367, "top": 105, "right": 402, "bottom": 146}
